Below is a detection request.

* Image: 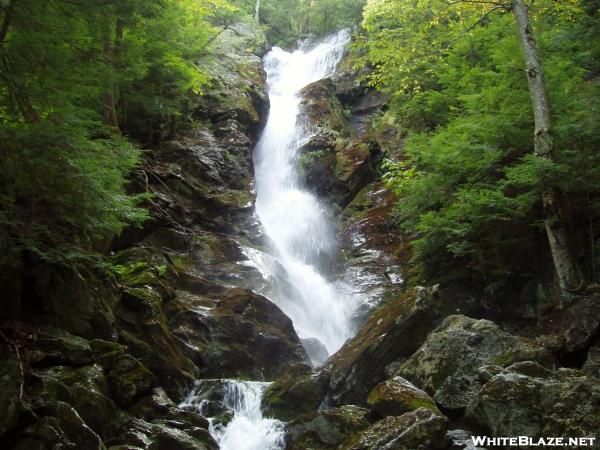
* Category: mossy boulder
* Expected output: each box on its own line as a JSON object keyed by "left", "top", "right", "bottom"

{"left": 396, "top": 315, "right": 557, "bottom": 410}
{"left": 29, "top": 327, "right": 93, "bottom": 367}
{"left": 285, "top": 405, "right": 374, "bottom": 450}
{"left": 540, "top": 293, "right": 600, "bottom": 352}
{"left": 262, "top": 364, "right": 330, "bottom": 421}
{"left": 323, "top": 287, "right": 479, "bottom": 406}
{"left": 366, "top": 376, "right": 440, "bottom": 418}
{"left": 467, "top": 361, "right": 600, "bottom": 437}
{"left": 28, "top": 264, "right": 117, "bottom": 340}
{"left": 6, "top": 401, "right": 106, "bottom": 450}
{"left": 167, "top": 288, "right": 309, "bottom": 380}
{"left": 129, "top": 388, "right": 211, "bottom": 434}
{"left": 115, "top": 281, "right": 199, "bottom": 399}
{"left": 32, "top": 365, "right": 125, "bottom": 439}
{"left": 106, "top": 417, "right": 217, "bottom": 450}
{"left": 341, "top": 408, "right": 448, "bottom": 450}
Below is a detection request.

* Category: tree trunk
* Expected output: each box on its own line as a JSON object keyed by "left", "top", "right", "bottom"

{"left": 254, "top": 0, "right": 260, "bottom": 22}
{"left": 102, "top": 8, "right": 119, "bottom": 129}
{"left": 513, "top": 0, "right": 582, "bottom": 293}
{"left": 0, "top": 0, "right": 17, "bottom": 45}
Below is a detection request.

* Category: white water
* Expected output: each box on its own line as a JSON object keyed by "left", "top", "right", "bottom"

{"left": 180, "top": 380, "right": 285, "bottom": 450}
{"left": 254, "top": 30, "right": 355, "bottom": 358}
{"left": 183, "top": 32, "right": 357, "bottom": 450}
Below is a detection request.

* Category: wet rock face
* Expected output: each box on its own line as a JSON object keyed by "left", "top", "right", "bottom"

{"left": 261, "top": 364, "right": 330, "bottom": 421}
{"left": 285, "top": 405, "right": 375, "bottom": 450}
{"left": 0, "top": 21, "right": 275, "bottom": 450}
{"left": 340, "top": 182, "right": 406, "bottom": 324}
{"left": 323, "top": 287, "right": 479, "bottom": 406}
{"left": 166, "top": 287, "right": 309, "bottom": 381}
{"left": 397, "top": 315, "right": 557, "bottom": 411}
{"left": 296, "top": 78, "right": 378, "bottom": 208}
{"left": 467, "top": 361, "right": 600, "bottom": 437}
{"left": 366, "top": 376, "right": 440, "bottom": 418}
{"left": 342, "top": 408, "right": 448, "bottom": 450}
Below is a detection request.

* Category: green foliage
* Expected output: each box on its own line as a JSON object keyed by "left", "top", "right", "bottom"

{"left": 229, "top": 0, "right": 366, "bottom": 44}
{"left": 0, "top": 0, "right": 234, "bottom": 267}
{"left": 362, "top": 0, "right": 600, "bottom": 285}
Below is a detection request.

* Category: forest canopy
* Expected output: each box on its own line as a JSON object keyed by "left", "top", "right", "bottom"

{"left": 359, "top": 0, "right": 600, "bottom": 293}
{"left": 0, "top": 0, "right": 234, "bottom": 265}
{"left": 2, "top": 0, "right": 599, "bottom": 297}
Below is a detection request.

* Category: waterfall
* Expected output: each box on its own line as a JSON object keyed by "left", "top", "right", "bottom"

{"left": 182, "top": 31, "right": 356, "bottom": 450}
{"left": 254, "top": 30, "right": 354, "bottom": 360}
{"left": 180, "top": 380, "right": 285, "bottom": 450}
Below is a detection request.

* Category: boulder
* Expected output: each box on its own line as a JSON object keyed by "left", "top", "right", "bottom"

{"left": 51, "top": 401, "right": 105, "bottom": 450}
{"left": 29, "top": 327, "right": 93, "bottom": 367}
{"left": 131, "top": 387, "right": 207, "bottom": 427}
{"left": 285, "top": 405, "right": 374, "bottom": 450}
{"left": 115, "top": 282, "right": 199, "bottom": 399}
{"left": 167, "top": 288, "right": 309, "bottom": 380}
{"left": 90, "top": 339, "right": 157, "bottom": 407}
{"left": 342, "top": 408, "right": 448, "bottom": 450}
{"left": 366, "top": 376, "right": 440, "bottom": 418}
{"left": 323, "top": 287, "right": 479, "bottom": 406}
{"left": 583, "top": 345, "right": 600, "bottom": 378}
{"left": 540, "top": 293, "right": 600, "bottom": 352}
{"left": 106, "top": 417, "right": 217, "bottom": 450}
{"left": 262, "top": 364, "right": 330, "bottom": 421}
{"left": 7, "top": 405, "right": 105, "bottom": 450}
{"left": 397, "top": 315, "right": 556, "bottom": 410}
{"left": 302, "top": 338, "right": 329, "bottom": 367}
{"left": 467, "top": 361, "right": 600, "bottom": 437}
{"left": 32, "top": 365, "right": 125, "bottom": 439}
{"left": 0, "top": 352, "right": 22, "bottom": 436}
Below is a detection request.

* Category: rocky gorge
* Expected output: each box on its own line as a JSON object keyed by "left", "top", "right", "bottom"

{"left": 1, "top": 20, "right": 600, "bottom": 450}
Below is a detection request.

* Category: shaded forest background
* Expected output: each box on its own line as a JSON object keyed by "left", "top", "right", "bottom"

{"left": 1, "top": 0, "right": 600, "bottom": 304}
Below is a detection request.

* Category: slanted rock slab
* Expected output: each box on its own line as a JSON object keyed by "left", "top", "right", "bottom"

{"left": 366, "top": 376, "right": 440, "bottom": 418}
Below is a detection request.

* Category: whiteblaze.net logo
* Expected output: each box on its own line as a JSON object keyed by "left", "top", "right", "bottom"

{"left": 471, "top": 436, "right": 597, "bottom": 447}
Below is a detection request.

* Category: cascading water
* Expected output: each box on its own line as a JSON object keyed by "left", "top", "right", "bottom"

{"left": 183, "top": 32, "right": 357, "bottom": 450}
{"left": 253, "top": 29, "right": 355, "bottom": 359}
{"left": 180, "top": 380, "right": 285, "bottom": 450}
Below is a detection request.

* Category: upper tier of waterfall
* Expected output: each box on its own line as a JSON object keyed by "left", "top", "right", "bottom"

{"left": 254, "top": 30, "right": 355, "bottom": 360}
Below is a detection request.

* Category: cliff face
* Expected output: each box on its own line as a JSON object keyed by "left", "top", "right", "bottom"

{"left": 2, "top": 25, "right": 600, "bottom": 450}
{"left": 261, "top": 43, "right": 600, "bottom": 450}
{"left": 0, "top": 22, "right": 310, "bottom": 449}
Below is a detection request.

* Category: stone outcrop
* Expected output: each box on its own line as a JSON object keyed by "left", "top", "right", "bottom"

{"left": 396, "top": 315, "right": 557, "bottom": 410}
{"left": 467, "top": 361, "right": 600, "bottom": 437}
{"left": 342, "top": 408, "right": 448, "bottom": 450}
{"left": 285, "top": 405, "right": 374, "bottom": 450}
{"left": 296, "top": 75, "right": 380, "bottom": 208}
{"left": 261, "top": 364, "right": 330, "bottom": 421}
{"left": 323, "top": 287, "right": 479, "bottom": 406}
{"left": 166, "top": 287, "right": 308, "bottom": 381}
{"left": 0, "top": 21, "right": 299, "bottom": 450}
{"left": 366, "top": 376, "right": 440, "bottom": 418}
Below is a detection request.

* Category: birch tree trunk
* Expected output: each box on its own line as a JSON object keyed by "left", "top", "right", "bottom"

{"left": 513, "top": 0, "right": 582, "bottom": 293}
{"left": 255, "top": 0, "right": 260, "bottom": 22}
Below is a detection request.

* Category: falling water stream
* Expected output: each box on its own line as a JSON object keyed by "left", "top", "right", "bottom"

{"left": 183, "top": 31, "right": 356, "bottom": 450}
{"left": 254, "top": 29, "right": 354, "bottom": 357}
